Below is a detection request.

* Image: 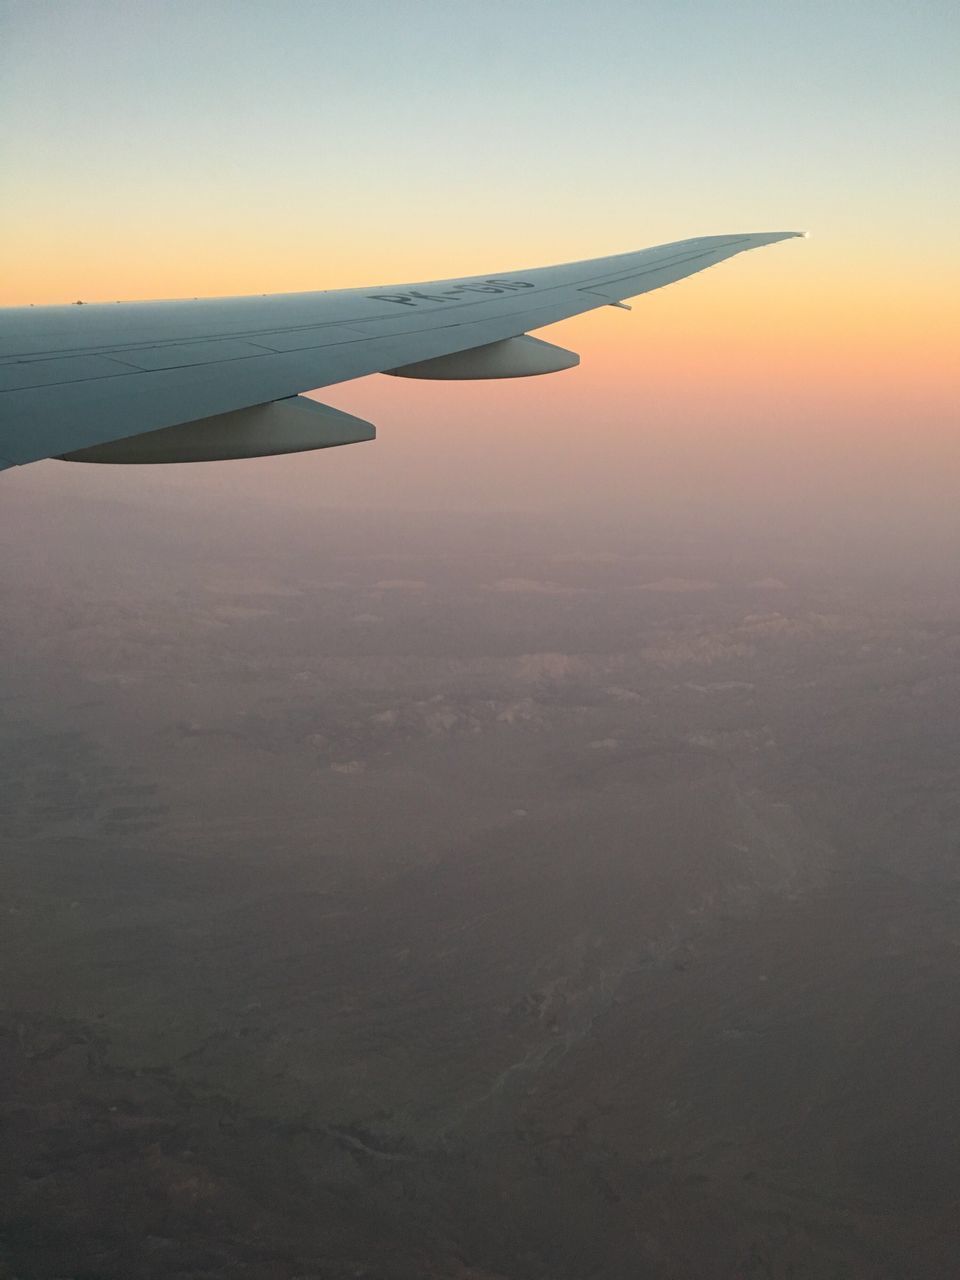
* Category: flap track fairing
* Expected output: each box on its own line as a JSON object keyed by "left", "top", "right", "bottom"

{"left": 385, "top": 334, "right": 579, "bottom": 380}
{"left": 59, "top": 395, "right": 375, "bottom": 464}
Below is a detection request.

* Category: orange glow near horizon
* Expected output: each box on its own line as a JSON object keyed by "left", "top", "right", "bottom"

{"left": 3, "top": 234, "right": 955, "bottom": 429}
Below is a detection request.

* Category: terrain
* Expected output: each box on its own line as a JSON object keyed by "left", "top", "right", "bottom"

{"left": 1, "top": 482, "right": 959, "bottom": 1278}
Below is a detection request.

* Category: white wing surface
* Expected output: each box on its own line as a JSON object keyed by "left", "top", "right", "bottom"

{"left": 0, "top": 232, "right": 802, "bottom": 469}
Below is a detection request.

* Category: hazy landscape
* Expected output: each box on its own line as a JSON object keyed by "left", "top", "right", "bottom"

{"left": 2, "top": 477, "right": 959, "bottom": 1279}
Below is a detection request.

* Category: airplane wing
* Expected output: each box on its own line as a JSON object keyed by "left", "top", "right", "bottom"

{"left": 0, "top": 232, "right": 803, "bottom": 469}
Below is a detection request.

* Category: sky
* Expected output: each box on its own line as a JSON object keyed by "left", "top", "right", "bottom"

{"left": 1, "top": 0, "right": 958, "bottom": 529}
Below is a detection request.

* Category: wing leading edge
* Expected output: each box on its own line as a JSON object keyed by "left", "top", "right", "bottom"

{"left": 0, "top": 232, "right": 804, "bottom": 469}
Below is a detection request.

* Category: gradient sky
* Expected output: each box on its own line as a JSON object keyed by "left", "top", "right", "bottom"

{"left": 1, "top": 0, "right": 958, "bottom": 525}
